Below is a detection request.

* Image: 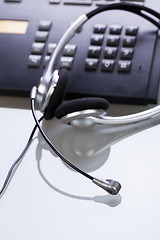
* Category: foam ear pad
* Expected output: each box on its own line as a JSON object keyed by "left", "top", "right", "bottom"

{"left": 55, "top": 97, "right": 109, "bottom": 119}
{"left": 44, "top": 69, "right": 68, "bottom": 120}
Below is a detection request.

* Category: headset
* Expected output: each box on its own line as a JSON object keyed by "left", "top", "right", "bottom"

{"left": 1, "top": 2, "right": 160, "bottom": 198}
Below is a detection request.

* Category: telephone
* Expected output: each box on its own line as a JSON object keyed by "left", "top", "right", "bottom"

{"left": 0, "top": 0, "right": 160, "bottom": 104}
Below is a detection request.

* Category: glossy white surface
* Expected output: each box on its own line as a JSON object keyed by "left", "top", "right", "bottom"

{"left": 0, "top": 97, "right": 160, "bottom": 240}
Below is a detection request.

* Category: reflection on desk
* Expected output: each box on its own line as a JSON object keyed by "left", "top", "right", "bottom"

{"left": 0, "top": 105, "right": 160, "bottom": 240}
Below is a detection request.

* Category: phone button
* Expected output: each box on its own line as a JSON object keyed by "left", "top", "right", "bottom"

{"left": 88, "top": 46, "right": 102, "bottom": 58}
{"left": 31, "top": 42, "right": 45, "bottom": 54}
{"left": 28, "top": 55, "right": 42, "bottom": 67}
{"left": 60, "top": 57, "right": 74, "bottom": 70}
{"left": 101, "top": 60, "right": 115, "bottom": 72}
{"left": 123, "top": 36, "right": 136, "bottom": 47}
{"left": 85, "top": 58, "right": 99, "bottom": 71}
{"left": 94, "top": 24, "right": 107, "bottom": 34}
{"left": 126, "top": 26, "right": 139, "bottom": 36}
{"left": 39, "top": 21, "right": 52, "bottom": 31}
{"left": 109, "top": 25, "right": 122, "bottom": 35}
{"left": 118, "top": 61, "right": 131, "bottom": 73}
{"left": 35, "top": 31, "right": 49, "bottom": 42}
{"left": 91, "top": 34, "right": 104, "bottom": 45}
{"left": 120, "top": 48, "right": 134, "bottom": 60}
{"left": 104, "top": 47, "right": 118, "bottom": 59}
{"left": 107, "top": 36, "right": 120, "bottom": 47}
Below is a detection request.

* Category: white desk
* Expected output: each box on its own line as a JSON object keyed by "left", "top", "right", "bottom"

{"left": 0, "top": 96, "right": 160, "bottom": 240}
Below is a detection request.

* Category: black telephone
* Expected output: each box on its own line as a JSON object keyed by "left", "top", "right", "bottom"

{"left": 0, "top": 0, "right": 160, "bottom": 104}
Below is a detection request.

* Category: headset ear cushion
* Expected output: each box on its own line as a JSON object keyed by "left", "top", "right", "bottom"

{"left": 55, "top": 97, "right": 109, "bottom": 119}
{"left": 44, "top": 69, "right": 68, "bottom": 120}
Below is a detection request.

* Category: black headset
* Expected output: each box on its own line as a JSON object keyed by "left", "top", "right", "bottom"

{"left": 1, "top": 2, "right": 160, "bottom": 198}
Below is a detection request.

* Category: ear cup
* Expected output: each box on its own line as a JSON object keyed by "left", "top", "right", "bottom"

{"left": 55, "top": 97, "right": 109, "bottom": 119}
{"left": 44, "top": 69, "right": 68, "bottom": 120}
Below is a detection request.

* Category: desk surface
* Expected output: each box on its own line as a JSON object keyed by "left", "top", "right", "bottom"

{"left": 0, "top": 96, "right": 160, "bottom": 240}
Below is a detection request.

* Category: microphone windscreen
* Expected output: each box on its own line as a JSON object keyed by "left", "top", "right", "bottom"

{"left": 55, "top": 97, "right": 109, "bottom": 119}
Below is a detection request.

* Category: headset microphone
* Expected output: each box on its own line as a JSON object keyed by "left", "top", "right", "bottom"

{"left": 93, "top": 178, "right": 121, "bottom": 195}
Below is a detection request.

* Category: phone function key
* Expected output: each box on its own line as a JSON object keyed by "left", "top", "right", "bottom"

{"left": 118, "top": 61, "right": 131, "bottom": 73}
{"left": 60, "top": 57, "right": 74, "bottom": 70}
{"left": 63, "top": 44, "right": 77, "bottom": 57}
{"left": 47, "top": 43, "right": 57, "bottom": 54}
{"left": 28, "top": 55, "right": 42, "bottom": 67}
{"left": 31, "top": 42, "right": 45, "bottom": 54}
{"left": 35, "top": 31, "right": 49, "bottom": 42}
{"left": 39, "top": 20, "right": 52, "bottom": 31}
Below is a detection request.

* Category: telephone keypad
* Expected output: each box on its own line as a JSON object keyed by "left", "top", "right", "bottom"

{"left": 85, "top": 24, "right": 138, "bottom": 74}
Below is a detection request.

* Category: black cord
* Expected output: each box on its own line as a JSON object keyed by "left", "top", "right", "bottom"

{"left": 0, "top": 116, "right": 43, "bottom": 197}
{"left": 31, "top": 97, "right": 94, "bottom": 181}
{"left": 86, "top": 3, "right": 160, "bottom": 29}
